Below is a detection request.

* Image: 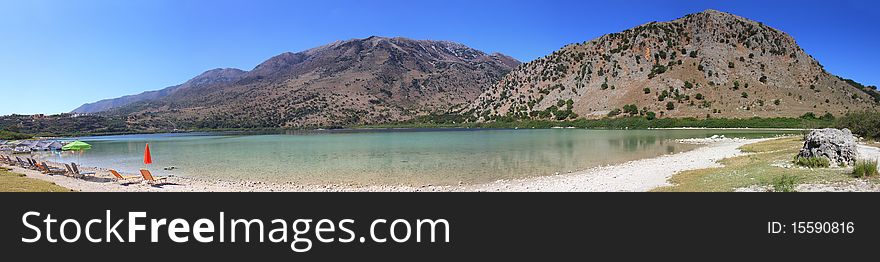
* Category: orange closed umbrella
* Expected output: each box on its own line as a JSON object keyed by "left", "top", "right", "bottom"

{"left": 144, "top": 143, "right": 153, "bottom": 165}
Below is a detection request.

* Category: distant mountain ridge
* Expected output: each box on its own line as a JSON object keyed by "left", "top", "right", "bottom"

{"left": 78, "top": 36, "right": 519, "bottom": 129}
{"left": 71, "top": 68, "right": 247, "bottom": 113}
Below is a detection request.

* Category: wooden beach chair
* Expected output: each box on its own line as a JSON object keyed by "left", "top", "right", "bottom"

{"left": 29, "top": 158, "right": 44, "bottom": 171}
{"left": 33, "top": 162, "right": 47, "bottom": 174}
{"left": 40, "top": 162, "right": 66, "bottom": 175}
{"left": 139, "top": 169, "right": 169, "bottom": 185}
{"left": 71, "top": 163, "right": 96, "bottom": 177}
{"left": 109, "top": 169, "right": 140, "bottom": 182}
{"left": 27, "top": 158, "right": 37, "bottom": 169}
{"left": 35, "top": 162, "right": 55, "bottom": 175}
{"left": 63, "top": 164, "right": 83, "bottom": 178}
{"left": 1, "top": 155, "right": 13, "bottom": 165}
{"left": 16, "top": 157, "right": 29, "bottom": 167}
{"left": 15, "top": 157, "right": 34, "bottom": 169}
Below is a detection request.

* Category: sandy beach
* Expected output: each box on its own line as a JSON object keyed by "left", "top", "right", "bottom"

{"left": 2, "top": 137, "right": 782, "bottom": 192}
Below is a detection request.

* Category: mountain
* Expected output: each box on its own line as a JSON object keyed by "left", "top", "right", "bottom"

{"left": 472, "top": 10, "right": 879, "bottom": 121}
{"left": 88, "top": 36, "right": 519, "bottom": 129}
{"left": 71, "top": 68, "right": 247, "bottom": 114}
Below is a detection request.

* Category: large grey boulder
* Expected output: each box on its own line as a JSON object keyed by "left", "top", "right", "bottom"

{"left": 798, "top": 128, "right": 859, "bottom": 166}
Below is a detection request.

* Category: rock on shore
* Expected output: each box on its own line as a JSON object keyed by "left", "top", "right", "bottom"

{"left": 798, "top": 128, "right": 859, "bottom": 166}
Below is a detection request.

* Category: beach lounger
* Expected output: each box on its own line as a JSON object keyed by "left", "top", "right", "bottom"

{"left": 63, "top": 164, "right": 83, "bottom": 178}
{"left": 33, "top": 162, "right": 47, "bottom": 174}
{"left": 71, "top": 163, "right": 96, "bottom": 177}
{"left": 109, "top": 169, "right": 139, "bottom": 182}
{"left": 16, "top": 157, "right": 28, "bottom": 167}
{"left": 39, "top": 162, "right": 66, "bottom": 175}
{"left": 35, "top": 162, "right": 58, "bottom": 175}
{"left": 1, "top": 155, "right": 12, "bottom": 165}
{"left": 28, "top": 158, "right": 42, "bottom": 170}
{"left": 139, "top": 169, "right": 169, "bottom": 185}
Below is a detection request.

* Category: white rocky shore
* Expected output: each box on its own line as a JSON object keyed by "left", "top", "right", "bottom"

{"left": 2, "top": 136, "right": 774, "bottom": 192}
{"left": 465, "top": 137, "right": 770, "bottom": 192}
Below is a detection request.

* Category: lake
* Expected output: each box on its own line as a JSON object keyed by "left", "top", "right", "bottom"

{"left": 34, "top": 128, "right": 796, "bottom": 186}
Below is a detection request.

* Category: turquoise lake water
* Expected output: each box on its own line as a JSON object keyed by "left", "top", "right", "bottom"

{"left": 33, "top": 129, "right": 796, "bottom": 186}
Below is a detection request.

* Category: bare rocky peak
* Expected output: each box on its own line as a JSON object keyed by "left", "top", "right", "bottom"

{"left": 473, "top": 10, "right": 876, "bottom": 121}
{"left": 91, "top": 36, "right": 520, "bottom": 129}
{"left": 242, "top": 36, "right": 519, "bottom": 82}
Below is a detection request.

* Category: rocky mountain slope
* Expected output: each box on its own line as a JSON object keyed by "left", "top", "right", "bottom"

{"left": 88, "top": 36, "right": 519, "bottom": 129}
{"left": 472, "top": 10, "right": 878, "bottom": 121}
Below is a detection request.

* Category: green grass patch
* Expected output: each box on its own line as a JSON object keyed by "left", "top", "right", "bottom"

{"left": 653, "top": 137, "right": 871, "bottom": 192}
{"left": 772, "top": 175, "right": 798, "bottom": 192}
{"left": 0, "top": 167, "right": 73, "bottom": 192}
{"left": 852, "top": 160, "right": 878, "bottom": 178}
{"left": 793, "top": 156, "right": 831, "bottom": 168}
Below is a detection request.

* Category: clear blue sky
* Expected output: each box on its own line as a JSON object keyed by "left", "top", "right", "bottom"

{"left": 1, "top": 0, "right": 877, "bottom": 115}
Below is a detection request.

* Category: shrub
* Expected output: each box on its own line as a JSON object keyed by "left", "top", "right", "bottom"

{"left": 623, "top": 104, "right": 639, "bottom": 115}
{"left": 684, "top": 81, "right": 693, "bottom": 89}
{"left": 689, "top": 50, "right": 697, "bottom": 58}
{"left": 648, "top": 64, "right": 667, "bottom": 79}
{"left": 741, "top": 92, "right": 748, "bottom": 98}
{"left": 773, "top": 99, "right": 781, "bottom": 105}
{"left": 694, "top": 93, "right": 704, "bottom": 100}
{"left": 607, "top": 109, "right": 621, "bottom": 117}
{"left": 645, "top": 111, "right": 656, "bottom": 120}
{"left": 644, "top": 88, "right": 651, "bottom": 94}
{"left": 759, "top": 75, "right": 767, "bottom": 83}
{"left": 0, "top": 130, "right": 33, "bottom": 140}
{"left": 836, "top": 111, "right": 880, "bottom": 140}
{"left": 773, "top": 175, "right": 798, "bottom": 192}
{"left": 728, "top": 62, "right": 735, "bottom": 68}
{"left": 800, "top": 112, "right": 817, "bottom": 119}
{"left": 852, "top": 160, "right": 878, "bottom": 178}
{"left": 666, "top": 102, "right": 675, "bottom": 110}
{"left": 793, "top": 156, "right": 830, "bottom": 168}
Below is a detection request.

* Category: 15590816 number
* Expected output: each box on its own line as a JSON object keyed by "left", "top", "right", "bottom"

{"left": 791, "top": 222, "right": 854, "bottom": 234}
